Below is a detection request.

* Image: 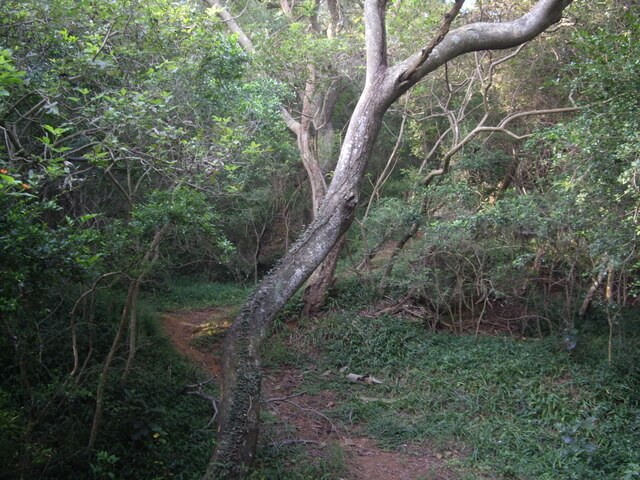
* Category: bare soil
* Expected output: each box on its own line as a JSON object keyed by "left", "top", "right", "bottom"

{"left": 162, "top": 307, "right": 458, "bottom": 480}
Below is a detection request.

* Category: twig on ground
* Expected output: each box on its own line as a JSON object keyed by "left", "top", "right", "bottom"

{"left": 264, "top": 391, "right": 306, "bottom": 403}
{"left": 269, "top": 397, "right": 339, "bottom": 438}
{"left": 184, "top": 377, "right": 217, "bottom": 390}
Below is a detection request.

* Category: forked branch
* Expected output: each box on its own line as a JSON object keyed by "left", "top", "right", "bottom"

{"left": 399, "top": 0, "right": 465, "bottom": 85}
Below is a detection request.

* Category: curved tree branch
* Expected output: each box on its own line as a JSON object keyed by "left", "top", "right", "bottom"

{"left": 392, "top": 0, "right": 573, "bottom": 92}
{"left": 399, "top": 0, "right": 465, "bottom": 84}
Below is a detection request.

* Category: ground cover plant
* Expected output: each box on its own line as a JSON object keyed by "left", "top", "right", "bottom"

{"left": 0, "top": 287, "right": 219, "bottom": 480}
{"left": 258, "top": 301, "right": 640, "bottom": 479}
{"left": 116, "top": 278, "right": 639, "bottom": 480}
{"left": 154, "top": 277, "right": 251, "bottom": 311}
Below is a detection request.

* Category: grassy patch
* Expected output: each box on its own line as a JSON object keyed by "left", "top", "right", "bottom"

{"left": 153, "top": 277, "right": 251, "bottom": 310}
{"left": 262, "top": 320, "right": 317, "bottom": 368}
{"left": 140, "top": 279, "right": 640, "bottom": 479}
{"left": 298, "top": 312, "right": 640, "bottom": 479}
{"left": 248, "top": 442, "right": 346, "bottom": 480}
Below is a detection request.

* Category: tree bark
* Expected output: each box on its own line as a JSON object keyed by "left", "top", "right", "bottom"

{"left": 209, "top": 0, "right": 346, "bottom": 315}
{"left": 204, "top": 0, "right": 254, "bottom": 53}
{"left": 578, "top": 257, "right": 609, "bottom": 317}
{"left": 302, "top": 234, "right": 346, "bottom": 316}
{"left": 207, "top": 0, "right": 574, "bottom": 476}
{"left": 282, "top": 69, "right": 346, "bottom": 315}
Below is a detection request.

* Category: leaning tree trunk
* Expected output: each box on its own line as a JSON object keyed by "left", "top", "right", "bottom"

{"left": 206, "top": 0, "right": 574, "bottom": 476}
{"left": 296, "top": 113, "right": 346, "bottom": 316}
{"left": 206, "top": 81, "right": 393, "bottom": 479}
{"left": 302, "top": 234, "right": 346, "bottom": 316}
{"left": 211, "top": 0, "right": 346, "bottom": 316}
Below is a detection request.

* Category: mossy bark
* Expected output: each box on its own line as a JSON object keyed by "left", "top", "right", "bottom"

{"left": 302, "top": 235, "right": 346, "bottom": 316}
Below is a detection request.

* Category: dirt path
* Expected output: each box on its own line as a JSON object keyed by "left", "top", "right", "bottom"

{"left": 162, "top": 308, "right": 235, "bottom": 376}
{"left": 162, "top": 308, "right": 457, "bottom": 480}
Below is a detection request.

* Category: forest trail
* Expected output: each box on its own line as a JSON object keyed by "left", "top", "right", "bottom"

{"left": 162, "top": 308, "right": 457, "bottom": 480}
{"left": 162, "top": 308, "right": 233, "bottom": 376}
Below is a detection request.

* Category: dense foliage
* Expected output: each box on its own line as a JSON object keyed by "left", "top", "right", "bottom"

{"left": 357, "top": 2, "right": 639, "bottom": 343}
{"left": 0, "top": 0, "right": 295, "bottom": 477}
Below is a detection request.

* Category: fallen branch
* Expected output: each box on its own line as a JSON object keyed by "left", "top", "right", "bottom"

{"left": 186, "top": 390, "right": 219, "bottom": 429}
{"left": 358, "top": 396, "right": 396, "bottom": 404}
{"left": 264, "top": 392, "right": 306, "bottom": 403}
{"left": 184, "top": 377, "right": 217, "bottom": 390}
{"left": 267, "top": 397, "right": 338, "bottom": 437}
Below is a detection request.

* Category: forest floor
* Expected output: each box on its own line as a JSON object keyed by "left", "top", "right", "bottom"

{"left": 162, "top": 307, "right": 458, "bottom": 480}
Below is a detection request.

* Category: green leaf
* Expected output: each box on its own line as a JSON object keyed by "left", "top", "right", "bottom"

{"left": 0, "top": 173, "right": 20, "bottom": 185}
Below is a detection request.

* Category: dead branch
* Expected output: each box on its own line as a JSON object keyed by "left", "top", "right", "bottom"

{"left": 399, "top": 0, "right": 466, "bottom": 85}
{"left": 267, "top": 398, "right": 338, "bottom": 437}
{"left": 184, "top": 377, "right": 217, "bottom": 390}
{"left": 186, "top": 390, "right": 220, "bottom": 429}
{"left": 264, "top": 392, "right": 306, "bottom": 403}
{"left": 69, "top": 272, "right": 124, "bottom": 378}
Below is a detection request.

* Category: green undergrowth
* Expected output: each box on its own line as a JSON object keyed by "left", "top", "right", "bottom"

{"left": 85, "top": 295, "right": 219, "bottom": 480}
{"left": 263, "top": 310, "right": 640, "bottom": 480}
{"left": 91, "top": 326, "right": 218, "bottom": 480}
{"left": 0, "top": 285, "right": 219, "bottom": 480}
{"left": 137, "top": 279, "right": 639, "bottom": 480}
{"left": 153, "top": 276, "right": 252, "bottom": 310}
{"left": 248, "top": 442, "right": 346, "bottom": 480}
